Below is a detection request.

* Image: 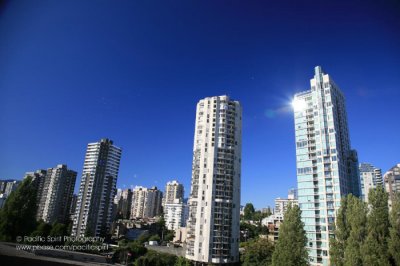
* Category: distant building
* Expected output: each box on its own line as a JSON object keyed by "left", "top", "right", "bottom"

{"left": 120, "top": 189, "right": 133, "bottom": 219}
{"left": 274, "top": 197, "right": 298, "bottom": 214}
{"left": 24, "top": 170, "right": 47, "bottom": 212}
{"left": 0, "top": 194, "right": 7, "bottom": 208}
{"left": 130, "top": 186, "right": 163, "bottom": 219}
{"left": 384, "top": 163, "right": 400, "bottom": 210}
{"left": 131, "top": 186, "right": 147, "bottom": 219}
{"left": 261, "top": 207, "right": 271, "bottom": 214}
{"left": 36, "top": 165, "right": 77, "bottom": 224}
{"left": 3, "top": 180, "right": 21, "bottom": 197}
{"left": 261, "top": 212, "right": 284, "bottom": 243}
{"left": 164, "top": 180, "right": 184, "bottom": 205}
{"left": 288, "top": 188, "right": 298, "bottom": 200}
{"left": 164, "top": 200, "right": 189, "bottom": 230}
{"left": 359, "top": 163, "right": 383, "bottom": 202}
{"left": 72, "top": 138, "right": 122, "bottom": 237}
{"left": 0, "top": 179, "right": 21, "bottom": 208}
{"left": 239, "top": 205, "right": 245, "bottom": 216}
{"left": 144, "top": 187, "right": 163, "bottom": 218}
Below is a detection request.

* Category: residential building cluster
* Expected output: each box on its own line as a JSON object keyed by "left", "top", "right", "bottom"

{"left": 1, "top": 66, "right": 399, "bottom": 266}
{"left": 262, "top": 188, "right": 298, "bottom": 243}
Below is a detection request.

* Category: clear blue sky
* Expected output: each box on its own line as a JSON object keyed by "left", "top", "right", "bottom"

{"left": 1, "top": 1, "right": 399, "bottom": 209}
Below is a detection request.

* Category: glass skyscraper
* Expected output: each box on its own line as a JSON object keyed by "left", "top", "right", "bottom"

{"left": 293, "top": 66, "right": 360, "bottom": 265}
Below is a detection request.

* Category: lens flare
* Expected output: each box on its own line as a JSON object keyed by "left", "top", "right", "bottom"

{"left": 292, "top": 98, "right": 307, "bottom": 111}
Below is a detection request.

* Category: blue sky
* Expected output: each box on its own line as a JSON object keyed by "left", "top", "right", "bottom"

{"left": 1, "top": 1, "right": 399, "bottom": 208}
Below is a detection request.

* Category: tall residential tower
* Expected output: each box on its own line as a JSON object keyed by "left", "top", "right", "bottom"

{"left": 72, "top": 139, "right": 122, "bottom": 237}
{"left": 186, "top": 95, "right": 242, "bottom": 264}
{"left": 293, "top": 67, "right": 360, "bottom": 265}
{"left": 37, "top": 165, "right": 77, "bottom": 224}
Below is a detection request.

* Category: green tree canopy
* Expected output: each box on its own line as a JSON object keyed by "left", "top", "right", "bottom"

{"left": 136, "top": 250, "right": 177, "bottom": 266}
{"left": 271, "top": 204, "right": 308, "bottom": 266}
{"left": 149, "top": 234, "right": 161, "bottom": 242}
{"left": 344, "top": 194, "right": 367, "bottom": 266}
{"left": 174, "top": 256, "right": 192, "bottom": 266}
{"left": 31, "top": 221, "right": 52, "bottom": 237}
{"left": 0, "top": 177, "right": 38, "bottom": 241}
{"left": 243, "top": 203, "right": 255, "bottom": 220}
{"left": 241, "top": 238, "right": 274, "bottom": 266}
{"left": 330, "top": 195, "right": 350, "bottom": 266}
{"left": 389, "top": 192, "right": 400, "bottom": 265}
{"left": 50, "top": 223, "right": 68, "bottom": 237}
{"left": 362, "top": 186, "right": 390, "bottom": 266}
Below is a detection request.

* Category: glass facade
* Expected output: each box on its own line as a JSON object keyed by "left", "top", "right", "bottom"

{"left": 294, "top": 67, "right": 360, "bottom": 266}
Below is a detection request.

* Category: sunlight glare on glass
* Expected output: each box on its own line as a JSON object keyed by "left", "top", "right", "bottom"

{"left": 292, "top": 98, "right": 307, "bottom": 111}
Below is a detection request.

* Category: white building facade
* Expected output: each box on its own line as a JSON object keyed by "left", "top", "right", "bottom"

{"left": 164, "top": 200, "right": 189, "bottom": 230}
{"left": 359, "top": 163, "right": 383, "bottom": 203}
{"left": 186, "top": 95, "right": 242, "bottom": 264}
{"left": 72, "top": 139, "right": 122, "bottom": 237}
{"left": 164, "top": 180, "right": 184, "bottom": 205}
{"left": 39, "top": 165, "right": 77, "bottom": 224}
{"left": 130, "top": 186, "right": 163, "bottom": 219}
{"left": 274, "top": 197, "right": 298, "bottom": 214}
{"left": 293, "top": 67, "right": 360, "bottom": 265}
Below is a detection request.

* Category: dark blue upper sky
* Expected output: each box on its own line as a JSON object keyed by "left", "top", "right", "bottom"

{"left": 1, "top": 0, "right": 399, "bottom": 208}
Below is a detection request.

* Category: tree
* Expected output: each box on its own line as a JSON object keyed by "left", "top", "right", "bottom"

{"left": 31, "top": 221, "right": 52, "bottom": 236}
{"left": 241, "top": 238, "right": 274, "bottom": 266}
{"left": 149, "top": 234, "right": 161, "bottom": 242}
{"left": 137, "top": 250, "right": 177, "bottom": 266}
{"left": 50, "top": 223, "right": 68, "bottom": 237}
{"left": 271, "top": 204, "right": 308, "bottom": 266}
{"left": 361, "top": 187, "right": 390, "bottom": 266}
{"left": 330, "top": 196, "right": 350, "bottom": 266}
{"left": 389, "top": 192, "right": 400, "bottom": 265}
{"left": 344, "top": 195, "right": 367, "bottom": 266}
{"left": 0, "top": 177, "right": 38, "bottom": 241}
{"left": 175, "top": 256, "right": 192, "bottom": 266}
{"left": 164, "top": 231, "right": 175, "bottom": 242}
{"left": 127, "top": 241, "right": 147, "bottom": 259}
{"left": 240, "top": 222, "right": 258, "bottom": 241}
{"left": 243, "top": 203, "right": 255, "bottom": 220}
{"left": 49, "top": 222, "right": 68, "bottom": 244}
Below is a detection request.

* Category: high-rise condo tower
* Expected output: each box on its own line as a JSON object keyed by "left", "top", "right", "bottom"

{"left": 293, "top": 67, "right": 360, "bottom": 265}
{"left": 71, "top": 138, "right": 122, "bottom": 237}
{"left": 186, "top": 95, "right": 242, "bottom": 264}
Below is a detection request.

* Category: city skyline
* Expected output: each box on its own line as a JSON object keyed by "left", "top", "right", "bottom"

{"left": 1, "top": 1, "right": 400, "bottom": 209}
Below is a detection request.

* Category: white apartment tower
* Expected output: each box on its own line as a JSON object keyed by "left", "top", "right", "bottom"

{"left": 293, "top": 67, "right": 360, "bottom": 266}
{"left": 38, "top": 165, "right": 77, "bottom": 224}
{"left": 359, "top": 163, "right": 383, "bottom": 203}
{"left": 72, "top": 139, "right": 122, "bottom": 237}
{"left": 164, "top": 202, "right": 189, "bottom": 230}
{"left": 186, "top": 95, "right": 242, "bottom": 264}
{"left": 130, "top": 186, "right": 163, "bottom": 219}
{"left": 131, "top": 186, "right": 147, "bottom": 219}
{"left": 164, "top": 180, "right": 184, "bottom": 205}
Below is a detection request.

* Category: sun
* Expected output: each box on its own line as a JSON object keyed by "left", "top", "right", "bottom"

{"left": 292, "top": 98, "right": 307, "bottom": 111}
